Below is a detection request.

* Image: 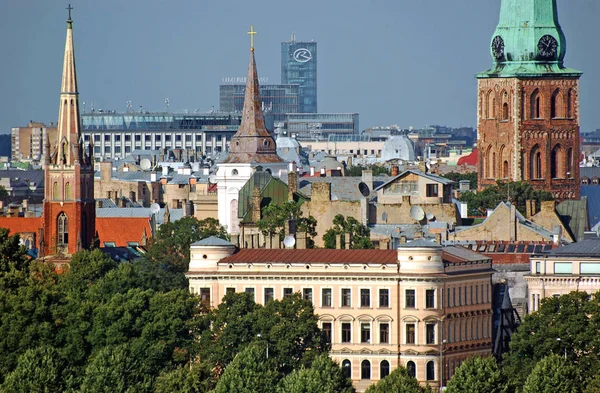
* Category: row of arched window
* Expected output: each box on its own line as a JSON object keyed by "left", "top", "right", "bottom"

{"left": 341, "top": 360, "right": 436, "bottom": 381}
{"left": 482, "top": 88, "right": 574, "bottom": 121}
{"left": 53, "top": 182, "right": 72, "bottom": 200}
{"left": 483, "top": 144, "right": 574, "bottom": 180}
{"left": 446, "top": 315, "right": 492, "bottom": 343}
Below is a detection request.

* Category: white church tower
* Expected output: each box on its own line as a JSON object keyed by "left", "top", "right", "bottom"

{"left": 216, "top": 27, "right": 287, "bottom": 233}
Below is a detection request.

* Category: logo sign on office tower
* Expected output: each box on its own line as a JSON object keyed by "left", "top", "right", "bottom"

{"left": 293, "top": 48, "right": 312, "bottom": 63}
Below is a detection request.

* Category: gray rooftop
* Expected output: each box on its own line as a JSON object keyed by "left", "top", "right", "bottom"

{"left": 374, "top": 169, "right": 453, "bottom": 191}
{"left": 299, "top": 176, "right": 389, "bottom": 201}
{"left": 541, "top": 238, "right": 600, "bottom": 257}
{"left": 398, "top": 237, "right": 441, "bottom": 248}
{"left": 191, "top": 236, "right": 234, "bottom": 247}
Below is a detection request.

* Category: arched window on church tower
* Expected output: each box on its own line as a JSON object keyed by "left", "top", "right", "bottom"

{"left": 567, "top": 89, "right": 574, "bottom": 118}
{"left": 492, "top": 152, "right": 497, "bottom": 178}
{"left": 65, "top": 182, "right": 71, "bottom": 200}
{"left": 531, "top": 90, "right": 542, "bottom": 119}
{"left": 551, "top": 144, "right": 565, "bottom": 179}
{"left": 501, "top": 91, "right": 509, "bottom": 120}
{"left": 485, "top": 145, "right": 493, "bottom": 178}
{"left": 551, "top": 89, "right": 564, "bottom": 119}
{"left": 487, "top": 91, "right": 495, "bottom": 119}
{"left": 53, "top": 182, "right": 59, "bottom": 200}
{"left": 58, "top": 213, "right": 68, "bottom": 246}
{"left": 530, "top": 145, "right": 542, "bottom": 179}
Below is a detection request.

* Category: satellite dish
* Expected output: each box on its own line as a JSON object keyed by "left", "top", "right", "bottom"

{"left": 358, "top": 182, "right": 370, "bottom": 197}
{"left": 410, "top": 206, "right": 425, "bottom": 222}
{"left": 426, "top": 212, "right": 435, "bottom": 221}
{"left": 150, "top": 203, "right": 160, "bottom": 215}
{"left": 140, "top": 158, "right": 152, "bottom": 170}
{"left": 283, "top": 235, "right": 296, "bottom": 249}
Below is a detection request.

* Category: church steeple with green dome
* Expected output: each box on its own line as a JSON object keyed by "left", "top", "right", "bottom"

{"left": 478, "top": 0, "right": 581, "bottom": 78}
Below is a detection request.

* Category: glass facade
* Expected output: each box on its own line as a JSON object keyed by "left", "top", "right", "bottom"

{"left": 284, "top": 113, "right": 359, "bottom": 140}
{"left": 219, "top": 84, "right": 299, "bottom": 128}
{"left": 281, "top": 40, "right": 317, "bottom": 113}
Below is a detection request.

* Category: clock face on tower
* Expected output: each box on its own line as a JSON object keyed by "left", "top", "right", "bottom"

{"left": 491, "top": 35, "right": 505, "bottom": 60}
{"left": 538, "top": 35, "right": 558, "bottom": 59}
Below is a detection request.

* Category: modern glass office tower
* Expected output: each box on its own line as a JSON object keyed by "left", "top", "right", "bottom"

{"left": 219, "top": 84, "right": 299, "bottom": 128}
{"left": 281, "top": 37, "right": 317, "bottom": 113}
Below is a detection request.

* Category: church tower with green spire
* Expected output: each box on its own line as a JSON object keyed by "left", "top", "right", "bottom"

{"left": 476, "top": 0, "right": 581, "bottom": 200}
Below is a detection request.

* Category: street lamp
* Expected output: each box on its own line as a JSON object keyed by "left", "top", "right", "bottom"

{"left": 257, "top": 334, "right": 269, "bottom": 359}
{"left": 556, "top": 338, "right": 567, "bottom": 360}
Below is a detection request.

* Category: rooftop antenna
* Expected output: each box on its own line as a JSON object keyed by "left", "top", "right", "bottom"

{"left": 127, "top": 100, "right": 132, "bottom": 113}
{"left": 165, "top": 98, "right": 170, "bottom": 113}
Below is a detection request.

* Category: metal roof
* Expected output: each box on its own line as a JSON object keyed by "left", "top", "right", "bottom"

{"left": 374, "top": 169, "right": 453, "bottom": 192}
{"left": 299, "top": 176, "right": 388, "bottom": 201}
{"left": 220, "top": 249, "right": 398, "bottom": 265}
{"left": 540, "top": 238, "right": 600, "bottom": 257}
{"left": 192, "top": 236, "right": 234, "bottom": 247}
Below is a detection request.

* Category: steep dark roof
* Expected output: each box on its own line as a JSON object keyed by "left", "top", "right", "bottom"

{"left": 540, "top": 238, "right": 600, "bottom": 257}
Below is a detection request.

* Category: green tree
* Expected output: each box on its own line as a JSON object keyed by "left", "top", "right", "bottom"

{"left": 346, "top": 165, "right": 390, "bottom": 177}
{"left": 323, "top": 214, "right": 374, "bottom": 249}
{"left": 0, "top": 227, "right": 29, "bottom": 275}
{"left": 1, "top": 346, "right": 74, "bottom": 393}
{"left": 144, "top": 216, "right": 228, "bottom": 273}
{"left": 364, "top": 366, "right": 432, "bottom": 393}
{"left": 442, "top": 171, "right": 478, "bottom": 190}
{"left": 585, "top": 374, "right": 600, "bottom": 393}
{"left": 154, "top": 363, "right": 214, "bottom": 393}
{"left": 257, "top": 201, "right": 317, "bottom": 248}
{"left": 445, "top": 356, "right": 507, "bottom": 393}
{"left": 0, "top": 185, "right": 8, "bottom": 197}
{"left": 522, "top": 354, "right": 581, "bottom": 393}
{"left": 502, "top": 291, "right": 600, "bottom": 390}
{"left": 276, "top": 354, "right": 355, "bottom": 393}
{"left": 459, "top": 180, "right": 553, "bottom": 216}
{"left": 213, "top": 343, "right": 280, "bottom": 393}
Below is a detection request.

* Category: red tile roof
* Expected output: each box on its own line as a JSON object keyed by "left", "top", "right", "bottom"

{"left": 457, "top": 148, "right": 478, "bottom": 166}
{"left": 220, "top": 249, "right": 398, "bottom": 264}
{"left": 0, "top": 217, "right": 42, "bottom": 235}
{"left": 95, "top": 217, "right": 151, "bottom": 247}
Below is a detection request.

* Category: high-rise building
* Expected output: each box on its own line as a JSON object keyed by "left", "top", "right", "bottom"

{"left": 11, "top": 122, "right": 58, "bottom": 161}
{"left": 476, "top": 0, "right": 582, "bottom": 201}
{"left": 219, "top": 84, "right": 299, "bottom": 129}
{"left": 281, "top": 36, "right": 317, "bottom": 113}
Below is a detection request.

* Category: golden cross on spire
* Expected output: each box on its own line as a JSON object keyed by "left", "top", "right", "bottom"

{"left": 247, "top": 25, "right": 257, "bottom": 51}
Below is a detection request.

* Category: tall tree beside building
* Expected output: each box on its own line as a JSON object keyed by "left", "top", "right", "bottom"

{"left": 323, "top": 214, "right": 374, "bottom": 249}
{"left": 257, "top": 201, "right": 317, "bottom": 248}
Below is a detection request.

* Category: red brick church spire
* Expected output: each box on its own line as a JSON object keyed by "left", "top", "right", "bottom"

{"left": 42, "top": 6, "right": 95, "bottom": 258}
{"left": 223, "top": 26, "right": 282, "bottom": 164}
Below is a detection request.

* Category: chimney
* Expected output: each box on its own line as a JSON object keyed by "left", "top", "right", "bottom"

{"left": 150, "top": 172, "right": 157, "bottom": 182}
{"left": 379, "top": 239, "right": 389, "bottom": 250}
{"left": 296, "top": 232, "right": 307, "bottom": 249}
{"left": 231, "top": 233, "right": 240, "bottom": 248}
{"left": 335, "top": 234, "right": 342, "bottom": 249}
{"left": 22, "top": 199, "right": 29, "bottom": 210}
{"left": 344, "top": 233, "right": 351, "bottom": 249}
{"left": 400, "top": 235, "right": 407, "bottom": 244}
{"left": 541, "top": 200, "right": 556, "bottom": 213}
{"left": 310, "top": 166, "right": 315, "bottom": 176}
{"left": 525, "top": 199, "right": 536, "bottom": 218}
{"left": 203, "top": 166, "right": 210, "bottom": 176}
{"left": 185, "top": 200, "right": 194, "bottom": 217}
{"left": 435, "top": 233, "right": 442, "bottom": 245}
{"left": 320, "top": 168, "right": 326, "bottom": 177}
{"left": 361, "top": 170, "right": 373, "bottom": 191}
{"left": 288, "top": 170, "right": 298, "bottom": 201}
{"left": 311, "top": 182, "right": 331, "bottom": 202}
{"left": 119, "top": 197, "right": 127, "bottom": 208}
{"left": 391, "top": 165, "right": 399, "bottom": 177}
{"left": 162, "top": 166, "right": 169, "bottom": 176}
{"left": 251, "top": 187, "right": 261, "bottom": 222}
{"left": 100, "top": 161, "right": 112, "bottom": 181}
{"left": 95, "top": 200, "right": 103, "bottom": 209}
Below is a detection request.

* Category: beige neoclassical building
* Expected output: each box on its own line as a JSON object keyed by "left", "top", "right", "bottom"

{"left": 526, "top": 238, "right": 600, "bottom": 312}
{"left": 187, "top": 237, "right": 494, "bottom": 391}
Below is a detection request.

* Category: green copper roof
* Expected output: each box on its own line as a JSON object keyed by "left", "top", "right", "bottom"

{"left": 477, "top": 0, "right": 581, "bottom": 78}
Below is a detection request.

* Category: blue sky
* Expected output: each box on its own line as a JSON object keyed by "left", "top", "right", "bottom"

{"left": 0, "top": 0, "right": 597, "bottom": 134}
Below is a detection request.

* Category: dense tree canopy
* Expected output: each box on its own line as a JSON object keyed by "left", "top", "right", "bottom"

{"left": 323, "top": 214, "right": 374, "bottom": 249}
{"left": 442, "top": 171, "right": 478, "bottom": 190}
{"left": 364, "top": 366, "right": 431, "bottom": 393}
{"left": 257, "top": 201, "right": 317, "bottom": 248}
{"left": 459, "top": 180, "right": 554, "bottom": 216}
{"left": 277, "top": 354, "right": 355, "bottom": 393}
{"left": 345, "top": 165, "right": 390, "bottom": 177}
{"left": 445, "top": 356, "right": 507, "bottom": 393}
{"left": 522, "top": 354, "right": 580, "bottom": 393}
